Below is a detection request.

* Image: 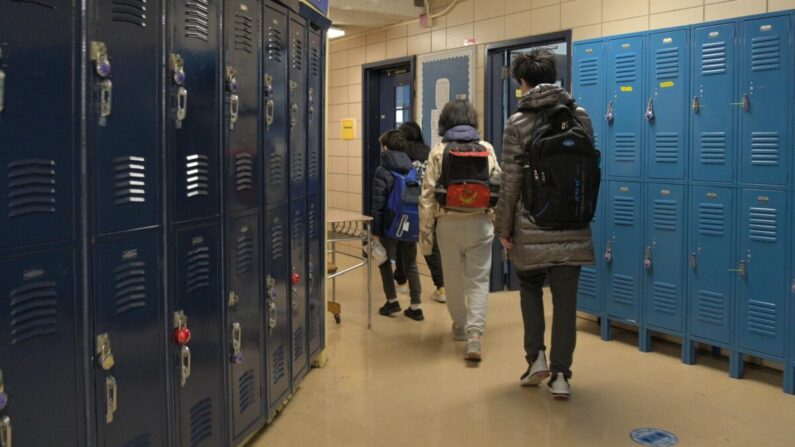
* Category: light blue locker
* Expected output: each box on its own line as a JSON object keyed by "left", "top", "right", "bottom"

{"left": 739, "top": 16, "right": 791, "bottom": 186}
{"left": 577, "top": 180, "right": 605, "bottom": 315}
{"left": 737, "top": 189, "right": 788, "bottom": 359}
{"left": 606, "top": 35, "right": 644, "bottom": 179}
{"left": 644, "top": 183, "right": 686, "bottom": 334}
{"left": 690, "top": 22, "right": 737, "bottom": 183}
{"left": 646, "top": 29, "right": 689, "bottom": 180}
{"left": 605, "top": 181, "right": 643, "bottom": 323}
{"left": 573, "top": 40, "right": 606, "bottom": 171}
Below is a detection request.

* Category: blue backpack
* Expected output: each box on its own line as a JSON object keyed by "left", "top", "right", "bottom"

{"left": 384, "top": 168, "right": 421, "bottom": 242}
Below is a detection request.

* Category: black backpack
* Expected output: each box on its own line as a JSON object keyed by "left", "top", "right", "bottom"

{"left": 514, "top": 104, "right": 601, "bottom": 230}
{"left": 435, "top": 141, "right": 499, "bottom": 212}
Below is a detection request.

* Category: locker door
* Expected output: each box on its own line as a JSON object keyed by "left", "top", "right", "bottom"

{"left": 647, "top": 29, "right": 688, "bottom": 180}
{"left": 288, "top": 14, "right": 308, "bottom": 199}
{"left": 307, "top": 198, "right": 324, "bottom": 358}
{"left": 691, "top": 23, "right": 737, "bottom": 183}
{"left": 307, "top": 27, "right": 323, "bottom": 193}
{"left": 573, "top": 41, "right": 606, "bottom": 171}
{"left": 168, "top": 0, "right": 222, "bottom": 223}
{"left": 91, "top": 0, "right": 161, "bottom": 234}
{"left": 264, "top": 205, "right": 291, "bottom": 415}
{"left": 739, "top": 16, "right": 791, "bottom": 186}
{"left": 263, "top": 2, "right": 290, "bottom": 206}
{"left": 644, "top": 184, "right": 686, "bottom": 333}
{"left": 0, "top": 250, "right": 81, "bottom": 446}
{"left": 738, "top": 189, "right": 787, "bottom": 358}
{"left": 605, "top": 181, "right": 642, "bottom": 322}
{"left": 577, "top": 180, "right": 606, "bottom": 314}
{"left": 227, "top": 215, "right": 264, "bottom": 438}
{"left": 94, "top": 231, "right": 167, "bottom": 446}
{"left": 290, "top": 199, "right": 309, "bottom": 385}
{"left": 173, "top": 224, "right": 224, "bottom": 447}
{"left": 606, "top": 36, "right": 643, "bottom": 179}
{"left": 0, "top": 2, "right": 77, "bottom": 249}
{"left": 225, "top": 0, "right": 262, "bottom": 213}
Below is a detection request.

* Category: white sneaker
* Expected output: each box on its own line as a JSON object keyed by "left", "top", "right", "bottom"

{"left": 430, "top": 287, "right": 446, "bottom": 303}
{"left": 548, "top": 373, "right": 570, "bottom": 400}
{"left": 520, "top": 350, "right": 551, "bottom": 386}
{"left": 396, "top": 283, "right": 409, "bottom": 294}
{"left": 465, "top": 333, "right": 482, "bottom": 362}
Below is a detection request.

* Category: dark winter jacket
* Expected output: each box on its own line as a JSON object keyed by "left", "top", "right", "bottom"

{"left": 371, "top": 149, "right": 415, "bottom": 237}
{"left": 493, "top": 84, "right": 596, "bottom": 271}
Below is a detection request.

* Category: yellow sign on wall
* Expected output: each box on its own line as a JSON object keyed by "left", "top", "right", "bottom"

{"left": 341, "top": 118, "right": 356, "bottom": 140}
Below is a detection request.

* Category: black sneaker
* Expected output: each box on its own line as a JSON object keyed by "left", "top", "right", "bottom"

{"left": 403, "top": 307, "right": 424, "bottom": 321}
{"left": 378, "top": 300, "right": 401, "bottom": 316}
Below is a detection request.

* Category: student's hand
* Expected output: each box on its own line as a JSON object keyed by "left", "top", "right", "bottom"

{"left": 499, "top": 237, "right": 513, "bottom": 250}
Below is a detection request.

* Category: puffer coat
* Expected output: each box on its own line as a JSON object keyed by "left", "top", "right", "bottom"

{"left": 371, "top": 149, "right": 415, "bottom": 237}
{"left": 493, "top": 84, "right": 596, "bottom": 271}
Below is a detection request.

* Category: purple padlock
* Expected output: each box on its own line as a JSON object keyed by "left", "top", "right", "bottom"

{"left": 644, "top": 259, "right": 652, "bottom": 269}
{"left": 231, "top": 352, "right": 244, "bottom": 365}
{"left": 604, "top": 251, "right": 613, "bottom": 262}
{"left": 0, "top": 391, "right": 8, "bottom": 410}
{"left": 174, "top": 69, "right": 186, "bottom": 85}
{"left": 96, "top": 60, "right": 111, "bottom": 77}
{"left": 229, "top": 78, "right": 240, "bottom": 93}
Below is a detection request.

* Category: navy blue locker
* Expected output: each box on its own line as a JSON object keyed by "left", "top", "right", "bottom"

{"left": 691, "top": 22, "right": 737, "bottom": 183}
{"left": 225, "top": 0, "right": 262, "bottom": 213}
{"left": 573, "top": 40, "right": 606, "bottom": 171}
{"left": 644, "top": 184, "right": 686, "bottom": 333}
{"left": 646, "top": 29, "right": 689, "bottom": 180}
{"left": 93, "top": 231, "right": 167, "bottom": 446}
{"left": 307, "top": 198, "right": 324, "bottom": 359}
{"left": 168, "top": 0, "right": 222, "bottom": 223}
{"left": 288, "top": 13, "right": 308, "bottom": 199}
{"left": 263, "top": 1, "right": 290, "bottom": 207}
{"left": 605, "top": 181, "right": 643, "bottom": 322}
{"left": 0, "top": 249, "right": 82, "bottom": 446}
{"left": 606, "top": 35, "right": 644, "bottom": 179}
{"left": 737, "top": 189, "right": 788, "bottom": 359}
{"left": 688, "top": 186, "right": 735, "bottom": 346}
{"left": 577, "top": 180, "right": 606, "bottom": 315}
{"left": 226, "top": 215, "right": 265, "bottom": 440}
{"left": 172, "top": 224, "right": 225, "bottom": 447}
{"left": 290, "top": 199, "right": 309, "bottom": 385}
{"left": 739, "top": 16, "right": 791, "bottom": 186}
{"left": 90, "top": 0, "right": 162, "bottom": 235}
{"left": 264, "top": 204, "right": 291, "bottom": 417}
{"left": 0, "top": 2, "right": 77, "bottom": 250}
{"left": 307, "top": 26, "right": 324, "bottom": 193}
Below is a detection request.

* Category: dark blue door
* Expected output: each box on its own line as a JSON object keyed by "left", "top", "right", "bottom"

{"left": 739, "top": 16, "right": 791, "bottom": 186}
{"left": 307, "top": 27, "right": 324, "bottom": 194}
{"left": 738, "top": 189, "right": 787, "bottom": 359}
{"left": 0, "top": 250, "right": 82, "bottom": 446}
{"left": 646, "top": 29, "right": 689, "bottom": 180}
{"left": 691, "top": 23, "right": 737, "bottom": 183}
{"left": 173, "top": 224, "right": 224, "bottom": 447}
{"left": 290, "top": 198, "right": 309, "bottom": 386}
{"left": 307, "top": 199, "right": 324, "bottom": 359}
{"left": 644, "top": 184, "right": 686, "bottom": 333}
{"left": 264, "top": 204, "right": 291, "bottom": 417}
{"left": 263, "top": 1, "right": 290, "bottom": 207}
{"left": 288, "top": 13, "right": 307, "bottom": 199}
{"left": 573, "top": 40, "right": 606, "bottom": 171}
{"left": 577, "top": 180, "right": 606, "bottom": 314}
{"left": 606, "top": 36, "right": 644, "bottom": 179}
{"left": 605, "top": 181, "right": 643, "bottom": 322}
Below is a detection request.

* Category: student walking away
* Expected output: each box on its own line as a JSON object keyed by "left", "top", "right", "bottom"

{"left": 419, "top": 99, "right": 501, "bottom": 361}
{"left": 494, "top": 50, "right": 599, "bottom": 399}
{"left": 371, "top": 130, "right": 424, "bottom": 321}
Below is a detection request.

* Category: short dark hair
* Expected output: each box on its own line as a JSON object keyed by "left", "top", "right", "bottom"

{"left": 512, "top": 49, "right": 557, "bottom": 87}
{"left": 437, "top": 99, "right": 478, "bottom": 136}
{"left": 379, "top": 129, "right": 406, "bottom": 151}
{"left": 398, "top": 121, "right": 424, "bottom": 143}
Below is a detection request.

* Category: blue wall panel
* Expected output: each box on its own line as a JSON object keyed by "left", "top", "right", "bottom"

{"left": 607, "top": 35, "right": 644, "bottom": 179}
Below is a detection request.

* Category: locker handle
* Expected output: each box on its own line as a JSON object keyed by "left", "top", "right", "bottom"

{"left": 96, "top": 333, "right": 115, "bottom": 371}
{"left": 265, "top": 99, "right": 275, "bottom": 130}
{"left": 99, "top": 79, "right": 113, "bottom": 119}
{"left": 230, "top": 323, "right": 243, "bottom": 364}
{"left": 105, "top": 375, "right": 118, "bottom": 424}
{"left": 645, "top": 98, "right": 654, "bottom": 121}
{"left": 692, "top": 96, "right": 700, "bottom": 113}
{"left": 644, "top": 247, "right": 652, "bottom": 269}
{"left": 180, "top": 346, "right": 192, "bottom": 387}
{"left": 290, "top": 103, "right": 299, "bottom": 129}
{"left": 0, "top": 415, "right": 10, "bottom": 447}
{"left": 605, "top": 101, "right": 614, "bottom": 123}
{"left": 742, "top": 94, "right": 749, "bottom": 113}
{"left": 308, "top": 87, "right": 315, "bottom": 117}
{"left": 689, "top": 252, "right": 697, "bottom": 270}
{"left": 729, "top": 261, "right": 746, "bottom": 278}
{"left": 229, "top": 94, "right": 239, "bottom": 130}
{"left": 176, "top": 87, "right": 188, "bottom": 128}
{"left": 791, "top": 280, "right": 795, "bottom": 295}
{"left": 603, "top": 241, "right": 613, "bottom": 263}
{"left": 0, "top": 69, "right": 5, "bottom": 115}
{"left": 268, "top": 300, "right": 277, "bottom": 332}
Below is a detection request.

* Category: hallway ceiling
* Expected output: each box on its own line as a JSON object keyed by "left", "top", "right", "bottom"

{"left": 329, "top": 0, "right": 426, "bottom": 34}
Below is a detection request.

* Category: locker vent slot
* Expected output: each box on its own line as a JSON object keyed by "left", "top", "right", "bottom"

{"left": 234, "top": 13, "right": 254, "bottom": 53}
{"left": 310, "top": 46, "right": 321, "bottom": 78}
{"left": 272, "top": 345, "right": 286, "bottom": 384}
{"left": 267, "top": 152, "right": 285, "bottom": 189}
{"left": 235, "top": 153, "right": 254, "bottom": 191}
{"left": 747, "top": 300, "right": 777, "bottom": 337}
{"left": 751, "top": 36, "right": 780, "bottom": 71}
{"left": 292, "top": 36, "right": 304, "bottom": 71}
{"left": 112, "top": 0, "right": 148, "bottom": 28}
{"left": 185, "top": 0, "right": 210, "bottom": 42}
{"left": 614, "top": 52, "right": 637, "bottom": 83}
{"left": 750, "top": 132, "right": 780, "bottom": 166}
{"left": 307, "top": 151, "right": 320, "bottom": 182}
{"left": 653, "top": 200, "right": 678, "bottom": 231}
{"left": 113, "top": 156, "right": 147, "bottom": 205}
{"left": 699, "top": 133, "right": 727, "bottom": 165}
{"left": 189, "top": 398, "right": 214, "bottom": 447}
{"left": 293, "top": 212, "right": 304, "bottom": 252}
{"left": 267, "top": 27, "right": 283, "bottom": 62}
{"left": 235, "top": 234, "right": 254, "bottom": 276}
{"left": 577, "top": 58, "right": 598, "bottom": 86}
{"left": 698, "top": 203, "right": 725, "bottom": 236}
{"left": 655, "top": 47, "right": 679, "bottom": 79}
{"left": 652, "top": 282, "right": 677, "bottom": 315}
{"left": 308, "top": 203, "right": 319, "bottom": 239}
{"left": 697, "top": 290, "right": 725, "bottom": 325}
{"left": 612, "top": 274, "right": 635, "bottom": 306}
{"left": 114, "top": 261, "right": 148, "bottom": 315}
{"left": 186, "top": 154, "right": 210, "bottom": 198}
{"left": 308, "top": 300, "right": 318, "bottom": 343}
{"left": 186, "top": 246, "right": 211, "bottom": 293}
{"left": 654, "top": 133, "right": 679, "bottom": 164}
{"left": 238, "top": 369, "right": 256, "bottom": 414}
{"left": 614, "top": 133, "right": 636, "bottom": 163}
{"left": 7, "top": 158, "right": 56, "bottom": 217}
{"left": 9, "top": 280, "right": 57, "bottom": 345}
{"left": 578, "top": 267, "right": 597, "bottom": 298}
{"left": 293, "top": 327, "right": 304, "bottom": 361}
{"left": 701, "top": 41, "right": 727, "bottom": 75}
{"left": 270, "top": 221, "right": 285, "bottom": 260}
{"left": 122, "top": 433, "right": 151, "bottom": 447}
{"left": 613, "top": 196, "right": 636, "bottom": 226}
{"left": 292, "top": 149, "right": 305, "bottom": 182}
{"left": 748, "top": 207, "right": 777, "bottom": 242}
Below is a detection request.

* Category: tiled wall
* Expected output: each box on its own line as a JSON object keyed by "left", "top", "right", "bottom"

{"left": 326, "top": 0, "right": 795, "bottom": 213}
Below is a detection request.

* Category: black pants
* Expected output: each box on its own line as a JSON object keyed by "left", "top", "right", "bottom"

{"left": 379, "top": 238, "right": 422, "bottom": 304}
{"left": 395, "top": 231, "right": 444, "bottom": 289}
{"left": 518, "top": 266, "right": 581, "bottom": 378}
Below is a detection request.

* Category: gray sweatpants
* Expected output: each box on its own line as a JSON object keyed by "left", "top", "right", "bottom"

{"left": 436, "top": 214, "right": 494, "bottom": 336}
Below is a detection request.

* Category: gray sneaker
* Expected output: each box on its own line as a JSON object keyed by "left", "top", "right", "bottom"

{"left": 465, "top": 334, "right": 482, "bottom": 362}
{"left": 452, "top": 323, "right": 467, "bottom": 341}
{"left": 548, "top": 373, "right": 571, "bottom": 400}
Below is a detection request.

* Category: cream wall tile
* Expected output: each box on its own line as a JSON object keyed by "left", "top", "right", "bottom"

{"left": 705, "top": 0, "right": 766, "bottom": 21}
{"left": 386, "top": 38, "right": 409, "bottom": 59}
{"left": 387, "top": 25, "right": 409, "bottom": 40}
{"left": 477, "top": 44, "right": 486, "bottom": 68}
{"left": 704, "top": 0, "right": 727, "bottom": 4}
{"left": 650, "top": 7, "right": 704, "bottom": 29}
{"left": 603, "top": 0, "right": 650, "bottom": 22}
{"left": 562, "top": 0, "right": 602, "bottom": 28}
{"left": 447, "top": 0, "right": 475, "bottom": 26}
{"left": 330, "top": 191, "right": 348, "bottom": 209}
{"left": 407, "top": 19, "right": 429, "bottom": 36}
{"left": 365, "top": 42, "right": 386, "bottom": 63}
{"left": 329, "top": 139, "right": 348, "bottom": 157}
{"left": 532, "top": 4, "right": 561, "bottom": 34}
{"left": 329, "top": 156, "right": 348, "bottom": 174}
{"left": 330, "top": 104, "right": 348, "bottom": 122}
{"left": 348, "top": 193, "right": 362, "bottom": 212}
{"left": 474, "top": 17, "right": 505, "bottom": 44}
{"left": 474, "top": 0, "right": 505, "bottom": 20}
{"left": 534, "top": 0, "right": 560, "bottom": 7}
{"left": 348, "top": 157, "right": 363, "bottom": 176}
{"left": 330, "top": 51, "right": 348, "bottom": 71}
{"left": 348, "top": 67, "right": 362, "bottom": 86}
{"left": 432, "top": 29, "right": 448, "bottom": 51}
{"left": 431, "top": 14, "right": 448, "bottom": 31}
{"left": 650, "top": 0, "right": 703, "bottom": 14}
{"left": 769, "top": 0, "right": 795, "bottom": 12}
{"left": 349, "top": 46, "right": 366, "bottom": 67}
{"left": 572, "top": 23, "right": 603, "bottom": 41}
{"left": 328, "top": 121, "right": 341, "bottom": 139}
{"left": 348, "top": 34, "right": 367, "bottom": 49}
{"left": 446, "top": 23, "right": 475, "bottom": 48}
{"left": 329, "top": 173, "right": 347, "bottom": 191}
{"left": 603, "top": 15, "right": 649, "bottom": 36}
{"left": 348, "top": 85, "right": 362, "bottom": 104}
{"left": 504, "top": 10, "right": 534, "bottom": 39}
{"left": 330, "top": 68, "right": 346, "bottom": 88}
{"left": 366, "top": 30, "right": 387, "bottom": 44}
{"left": 408, "top": 33, "right": 433, "bottom": 55}
{"left": 349, "top": 176, "right": 363, "bottom": 194}
{"left": 330, "top": 86, "right": 348, "bottom": 105}
{"left": 330, "top": 39, "right": 349, "bottom": 53}
{"left": 506, "top": 0, "right": 533, "bottom": 13}
{"left": 348, "top": 140, "right": 363, "bottom": 157}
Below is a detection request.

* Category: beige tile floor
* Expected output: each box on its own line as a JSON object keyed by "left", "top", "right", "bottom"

{"left": 250, "top": 259, "right": 795, "bottom": 447}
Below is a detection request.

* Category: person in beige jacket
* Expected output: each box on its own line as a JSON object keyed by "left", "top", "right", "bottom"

{"left": 419, "top": 99, "right": 501, "bottom": 362}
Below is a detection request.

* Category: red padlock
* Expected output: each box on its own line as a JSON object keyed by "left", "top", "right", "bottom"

{"left": 174, "top": 327, "right": 192, "bottom": 345}
{"left": 291, "top": 271, "right": 301, "bottom": 285}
